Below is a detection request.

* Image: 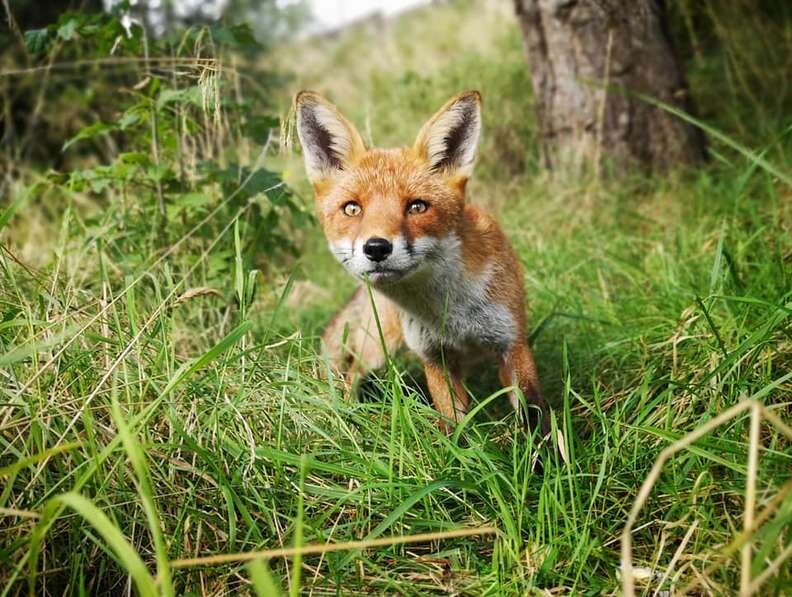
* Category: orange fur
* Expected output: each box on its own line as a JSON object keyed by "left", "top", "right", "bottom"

{"left": 296, "top": 90, "right": 549, "bottom": 434}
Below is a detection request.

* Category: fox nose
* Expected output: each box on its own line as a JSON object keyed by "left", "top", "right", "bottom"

{"left": 363, "top": 237, "right": 393, "bottom": 262}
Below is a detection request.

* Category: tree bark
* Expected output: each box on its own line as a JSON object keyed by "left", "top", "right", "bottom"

{"left": 514, "top": 0, "right": 706, "bottom": 175}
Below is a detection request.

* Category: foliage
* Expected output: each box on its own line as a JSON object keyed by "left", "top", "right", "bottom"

{"left": 1, "top": 2, "right": 285, "bottom": 168}
{"left": 668, "top": 0, "right": 792, "bottom": 155}
{"left": 106, "top": 0, "right": 312, "bottom": 43}
{"left": 7, "top": 8, "right": 304, "bottom": 282}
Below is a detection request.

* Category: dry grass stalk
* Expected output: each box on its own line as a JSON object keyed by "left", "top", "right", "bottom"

{"left": 621, "top": 399, "right": 792, "bottom": 596}
{"left": 170, "top": 526, "right": 498, "bottom": 568}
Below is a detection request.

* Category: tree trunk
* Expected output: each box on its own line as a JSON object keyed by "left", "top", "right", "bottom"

{"left": 514, "top": 0, "right": 706, "bottom": 175}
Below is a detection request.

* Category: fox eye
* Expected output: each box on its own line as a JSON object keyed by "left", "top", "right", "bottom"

{"left": 342, "top": 201, "right": 362, "bottom": 217}
{"left": 407, "top": 199, "right": 428, "bottom": 215}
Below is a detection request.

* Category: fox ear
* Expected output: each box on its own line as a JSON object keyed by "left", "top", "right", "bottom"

{"left": 295, "top": 91, "right": 365, "bottom": 185}
{"left": 413, "top": 90, "right": 481, "bottom": 177}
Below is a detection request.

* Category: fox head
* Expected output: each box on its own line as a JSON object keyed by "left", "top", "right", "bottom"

{"left": 295, "top": 90, "right": 482, "bottom": 286}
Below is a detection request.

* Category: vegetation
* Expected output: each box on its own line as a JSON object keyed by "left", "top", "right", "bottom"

{"left": 1, "top": 1, "right": 790, "bottom": 594}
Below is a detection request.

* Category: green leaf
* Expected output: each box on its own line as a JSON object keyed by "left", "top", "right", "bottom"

{"left": 0, "top": 184, "right": 41, "bottom": 232}
{"left": 27, "top": 388, "right": 173, "bottom": 592}
{"left": 243, "top": 115, "right": 280, "bottom": 144}
{"left": 66, "top": 167, "right": 116, "bottom": 194}
{"left": 0, "top": 443, "right": 80, "bottom": 478}
{"left": 248, "top": 559, "right": 284, "bottom": 597}
{"left": 57, "top": 18, "right": 79, "bottom": 41}
{"left": 24, "top": 28, "right": 50, "bottom": 54}
{"left": 338, "top": 479, "right": 464, "bottom": 567}
{"left": 144, "top": 164, "right": 174, "bottom": 183}
{"left": 229, "top": 24, "right": 258, "bottom": 48}
{"left": 88, "top": 177, "right": 111, "bottom": 194}
{"left": 176, "top": 192, "right": 212, "bottom": 209}
{"left": 110, "top": 393, "right": 174, "bottom": 597}
{"left": 167, "top": 192, "right": 212, "bottom": 218}
{"left": 238, "top": 168, "right": 288, "bottom": 203}
{"left": 370, "top": 483, "right": 454, "bottom": 539}
{"left": 289, "top": 456, "right": 308, "bottom": 597}
{"left": 209, "top": 23, "right": 260, "bottom": 50}
{"left": 637, "top": 92, "right": 792, "bottom": 186}
{"left": 50, "top": 493, "right": 157, "bottom": 597}
{"left": 0, "top": 324, "right": 81, "bottom": 367}
{"left": 159, "top": 320, "right": 252, "bottom": 397}
{"left": 63, "top": 122, "right": 115, "bottom": 151}
{"left": 157, "top": 86, "right": 202, "bottom": 110}
{"left": 118, "top": 152, "right": 151, "bottom": 166}
{"left": 118, "top": 109, "right": 142, "bottom": 130}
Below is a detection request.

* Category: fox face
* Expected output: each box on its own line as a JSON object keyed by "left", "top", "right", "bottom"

{"left": 295, "top": 91, "right": 481, "bottom": 286}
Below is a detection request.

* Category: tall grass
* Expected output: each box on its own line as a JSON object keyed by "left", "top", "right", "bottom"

{"left": 2, "top": 0, "right": 791, "bottom": 594}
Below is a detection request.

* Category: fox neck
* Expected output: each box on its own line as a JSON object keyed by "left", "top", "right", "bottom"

{"left": 374, "top": 228, "right": 518, "bottom": 362}
{"left": 377, "top": 232, "right": 488, "bottom": 327}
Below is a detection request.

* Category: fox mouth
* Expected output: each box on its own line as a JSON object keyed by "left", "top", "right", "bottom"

{"left": 362, "top": 264, "right": 417, "bottom": 284}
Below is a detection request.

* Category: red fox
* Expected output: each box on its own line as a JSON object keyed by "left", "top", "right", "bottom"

{"left": 295, "top": 90, "right": 549, "bottom": 434}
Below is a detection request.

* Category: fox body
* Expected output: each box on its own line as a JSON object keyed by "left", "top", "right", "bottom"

{"left": 296, "top": 90, "right": 549, "bottom": 432}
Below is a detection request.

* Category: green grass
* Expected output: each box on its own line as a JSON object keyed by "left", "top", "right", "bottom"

{"left": 2, "top": 1, "right": 792, "bottom": 594}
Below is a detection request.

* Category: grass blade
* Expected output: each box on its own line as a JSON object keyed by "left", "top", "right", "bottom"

{"left": 0, "top": 184, "right": 41, "bottom": 232}
{"left": 248, "top": 559, "right": 284, "bottom": 597}
{"left": 0, "top": 443, "right": 80, "bottom": 479}
{"left": 42, "top": 493, "right": 157, "bottom": 597}
{"left": 160, "top": 319, "right": 252, "bottom": 396}
{"left": 110, "top": 388, "right": 174, "bottom": 597}
{"left": 23, "top": 320, "right": 254, "bottom": 590}
{"left": 635, "top": 92, "right": 792, "bottom": 185}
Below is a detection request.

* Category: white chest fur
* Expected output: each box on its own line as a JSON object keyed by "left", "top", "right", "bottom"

{"left": 382, "top": 234, "right": 517, "bottom": 363}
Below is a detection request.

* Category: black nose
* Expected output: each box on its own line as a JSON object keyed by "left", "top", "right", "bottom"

{"left": 363, "top": 237, "right": 393, "bottom": 262}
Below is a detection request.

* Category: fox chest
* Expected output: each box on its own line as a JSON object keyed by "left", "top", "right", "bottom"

{"left": 397, "top": 294, "right": 517, "bottom": 366}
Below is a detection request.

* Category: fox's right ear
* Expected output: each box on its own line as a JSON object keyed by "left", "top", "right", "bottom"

{"left": 294, "top": 91, "right": 365, "bottom": 186}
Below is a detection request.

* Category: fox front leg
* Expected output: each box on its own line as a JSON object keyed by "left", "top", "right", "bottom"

{"left": 500, "top": 342, "right": 551, "bottom": 437}
{"left": 424, "top": 360, "right": 469, "bottom": 433}
{"left": 321, "top": 286, "right": 403, "bottom": 398}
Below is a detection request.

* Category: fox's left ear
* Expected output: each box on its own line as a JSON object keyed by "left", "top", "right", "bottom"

{"left": 413, "top": 90, "right": 482, "bottom": 178}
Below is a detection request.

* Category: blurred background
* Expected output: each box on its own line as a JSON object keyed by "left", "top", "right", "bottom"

{"left": 3, "top": 0, "right": 789, "bottom": 312}
{"left": 4, "top": 0, "right": 790, "bottom": 170}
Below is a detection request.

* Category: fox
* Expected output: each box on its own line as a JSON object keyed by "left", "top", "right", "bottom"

{"left": 295, "top": 89, "right": 550, "bottom": 434}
